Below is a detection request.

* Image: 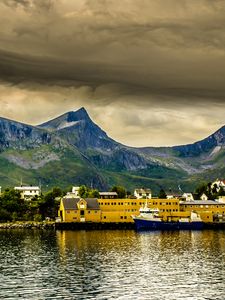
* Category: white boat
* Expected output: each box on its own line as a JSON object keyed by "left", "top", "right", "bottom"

{"left": 132, "top": 202, "right": 203, "bottom": 230}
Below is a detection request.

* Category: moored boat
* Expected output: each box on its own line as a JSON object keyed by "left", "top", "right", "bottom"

{"left": 132, "top": 204, "right": 204, "bottom": 231}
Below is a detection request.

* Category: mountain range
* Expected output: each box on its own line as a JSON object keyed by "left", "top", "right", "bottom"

{"left": 0, "top": 107, "right": 224, "bottom": 194}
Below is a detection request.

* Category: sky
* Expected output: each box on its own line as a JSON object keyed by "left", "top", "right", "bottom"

{"left": 0, "top": 0, "right": 225, "bottom": 147}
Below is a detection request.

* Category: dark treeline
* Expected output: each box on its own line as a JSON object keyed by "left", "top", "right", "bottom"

{"left": 0, "top": 187, "right": 63, "bottom": 222}
{"left": 195, "top": 182, "right": 225, "bottom": 200}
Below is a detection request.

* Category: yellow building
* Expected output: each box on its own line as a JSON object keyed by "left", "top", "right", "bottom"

{"left": 59, "top": 197, "right": 101, "bottom": 223}
{"left": 180, "top": 200, "right": 225, "bottom": 222}
{"left": 58, "top": 196, "right": 225, "bottom": 224}
{"left": 59, "top": 197, "right": 182, "bottom": 223}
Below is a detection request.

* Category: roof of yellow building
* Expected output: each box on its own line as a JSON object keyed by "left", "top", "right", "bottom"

{"left": 62, "top": 198, "right": 100, "bottom": 210}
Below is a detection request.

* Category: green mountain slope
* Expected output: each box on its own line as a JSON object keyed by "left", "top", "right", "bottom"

{"left": 0, "top": 107, "right": 224, "bottom": 193}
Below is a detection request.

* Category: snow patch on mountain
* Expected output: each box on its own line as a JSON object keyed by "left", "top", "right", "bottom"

{"left": 57, "top": 121, "right": 80, "bottom": 130}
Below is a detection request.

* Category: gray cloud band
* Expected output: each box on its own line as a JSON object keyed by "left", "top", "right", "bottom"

{"left": 0, "top": 0, "right": 224, "bottom": 146}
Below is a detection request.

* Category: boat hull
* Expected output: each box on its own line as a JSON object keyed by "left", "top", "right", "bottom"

{"left": 133, "top": 218, "right": 204, "bottom": 231}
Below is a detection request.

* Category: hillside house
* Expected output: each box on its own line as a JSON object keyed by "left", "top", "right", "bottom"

{"left": 182, "top": 193, "right": 194, "bottom": 201}
{"left": 65, "top": 186, "right": 80, "bottom": 198}
{"left": 200, "top": 193, "right": 208, "bottom": 201}
{"left": 211, "top": 179, "right": 225, "bottom": 192}
{"left": 134, "top": 188, "right": 152, "bottom": 199}
{"left": 14, "top": 186, "right": 40, "bottom": 200}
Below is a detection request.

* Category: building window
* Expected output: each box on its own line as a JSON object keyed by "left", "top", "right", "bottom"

{"left": 124, "top": 216, "right": 127, "bottom": 219}
{"left": 120, "top": 216, "right": 124, "bottom": 219}
{"left": 95, "top": 211, "right": 98, "bottom": 213}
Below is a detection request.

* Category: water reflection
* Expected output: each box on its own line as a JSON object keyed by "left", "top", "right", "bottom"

{"left": 0, "top": 229, "right": 224, "bottom": 299}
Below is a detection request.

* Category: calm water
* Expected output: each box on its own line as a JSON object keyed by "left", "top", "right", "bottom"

{"left": 0, "top": 230, "right": 224, "bottom": 300}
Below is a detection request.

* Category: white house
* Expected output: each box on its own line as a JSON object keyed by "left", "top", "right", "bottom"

{"left": 134, "top": 188, "right": 152, "bottom": 199}
{"left": 182, "top": 193, "right": 194, "bottom": 201}
{"left": 65, "top": 186, "right": 80, "bottom": 198}
{"left": 14, "top": 186, "right": 41, "bottom": 200}
{"left": 211, "top": 179, "right": 225, "bottom": 192}
{"left": 200, "top": 193, "right": 208, "bottom": 201}
{"left": 72, "top": 186, "right": 80, "bottom": 197}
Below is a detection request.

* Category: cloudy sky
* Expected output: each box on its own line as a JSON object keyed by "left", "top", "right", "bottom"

{"left": 0, "top": 0, "right": 225, "bottom": 147}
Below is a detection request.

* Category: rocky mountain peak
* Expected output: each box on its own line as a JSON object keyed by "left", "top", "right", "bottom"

{"left": 39, "top": 107, "right": 91, "bottom": 131}
{"left": 68, "top": 107, "right": 90, "bottom": 121}
{"left": 173, "top": 124, "right": 225, "bottom": 157}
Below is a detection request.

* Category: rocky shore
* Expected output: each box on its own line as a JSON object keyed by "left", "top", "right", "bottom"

{"left": 0, "top": 221, "right": 55, "bottom": 229}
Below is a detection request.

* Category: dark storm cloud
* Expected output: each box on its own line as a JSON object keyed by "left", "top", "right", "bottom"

{"left": 0, "top": 0, "right": 224, "bottom": 146}
{"left": 1, "top": 0, "right": 225, "bottom": 95}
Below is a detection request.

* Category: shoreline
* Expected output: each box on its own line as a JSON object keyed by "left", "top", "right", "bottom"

{"left": 0, "top": 221, "right": 55, "bottom": 229}
{"left": 1, "top": 221, "right": 225, "bottom": 230}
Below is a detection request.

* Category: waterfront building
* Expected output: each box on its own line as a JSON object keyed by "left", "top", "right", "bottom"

{"left": 58, "top": 194, "right": 225, "bottom": 224}
{"left": 59, "top": 197, "right": 101, "bottom": 222}
{"left": 58, "top": 197, "right": 181, "bottom": 223}
{"left": 179, "top": 200, "right": 225, "bottom": 222}
{"left": 14, "top": 186, "right": 40, "bottom": 200}
{"left": 134, "top": 188, "right": 152, "bottom": 199}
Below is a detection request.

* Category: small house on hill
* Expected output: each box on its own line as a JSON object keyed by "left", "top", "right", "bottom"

{"left": 14, "top": 186, "right": 40, "bottom": 200}
{"left": 134, "top": 188, "right": 152, "bottom": 199}
{"left": 211, "top": 179, "right": 225, "bottom": 192}
{"left": 182, "top": 193, "right": 194, "bottom": 201}
{"left": 200, "top": 193, "right": 208, "bottom": 201}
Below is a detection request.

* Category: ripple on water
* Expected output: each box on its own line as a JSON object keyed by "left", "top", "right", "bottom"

{"left": 0, "top": 229, "right": 224, "bottom": 299}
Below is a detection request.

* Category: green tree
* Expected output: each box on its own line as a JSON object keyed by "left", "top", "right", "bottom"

{"left": 111, "top": 186, "right": 126, "bottom": 199}
{"left": 78, "top": 185, "right": 88, "bottom": 198}
{"left": 195, "top": 182, "right": 213, "bottom": 200}
{"left": 0, "top": 189, "right": 28, "bottom": 220}
{"left": 217, "top": 187, "right": 225, "bottom": 197}
{"left": 78, "top": 185, "right": 99, "bottom": 198}
{"left": 0, "top": 208, "right": 12, "bottom": 222}
{"left": 39, "top": 187, "right": 62, "bottom": 219}
{"left": 158, "top": 189, "right": 167, "bottom": 199}
{"left": 88, "top": 189, "right": 100, "bottom": 198}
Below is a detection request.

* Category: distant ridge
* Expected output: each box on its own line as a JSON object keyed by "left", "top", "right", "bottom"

{"left": 0, "top": 107, "right": 224, "bottom": 191}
